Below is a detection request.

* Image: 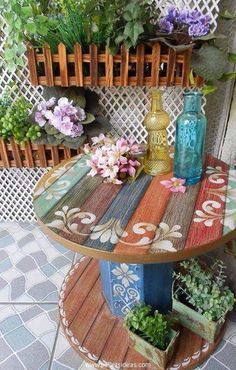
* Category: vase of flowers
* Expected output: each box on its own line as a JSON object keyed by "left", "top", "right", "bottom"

{"left": 173, "top": 258, "right": 235, "bottom": 343}
{"left": 84, "top": 134, "right": 143, "bottom": 184}
{"left": 124, "top": 304, "right": 179, "bottom": 368}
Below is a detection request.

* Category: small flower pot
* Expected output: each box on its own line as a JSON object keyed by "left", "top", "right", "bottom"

{"left": 128, "top": 329, "right": 179, "bottom": 369}
{"left": 173, "top": 298, "right": 225, "bottom": 343}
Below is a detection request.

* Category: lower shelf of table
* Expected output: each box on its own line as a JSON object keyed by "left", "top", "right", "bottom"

{"left": 59, "top": 256, "right": 224, "bottom": 370}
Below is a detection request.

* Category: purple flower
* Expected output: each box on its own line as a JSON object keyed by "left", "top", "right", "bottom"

{"left": 59, "top": 116, "right": 74, "bottom": 136}
{"left": 35, "top": 112, "right": 46, "bottom": 127}
{"left": 188, "top": 23, "right": 209, "bottom": 37}
{"left": 159, "top": 18, "right": 174, "bottom": 33}
{"left": 71, "top": 123, "right": 84, "bottom": 137}
{"left": 77, "top": 107, "right": 86, "bottom": 121}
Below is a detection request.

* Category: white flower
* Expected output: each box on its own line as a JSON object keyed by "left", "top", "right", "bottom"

{"left": 112, "top": 263, "right": 139, "bottom": 288}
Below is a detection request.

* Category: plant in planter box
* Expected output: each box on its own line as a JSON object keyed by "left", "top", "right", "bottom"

{"left": 32, "top": 87, "right": 111, "bottom": 149}
{"left": 173, "top": 258, "right": 235, "bottom": 342}
{"left": 124, "top": 304, "right": 179, "bottom": 368}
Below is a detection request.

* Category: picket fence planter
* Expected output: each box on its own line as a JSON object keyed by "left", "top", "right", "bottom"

{"left": 128, "top": 329, "right": 179, "bottom": 369}
{"left": 0, "top": 138, "right": 82, "bottom": 168}
{"left": 173, "top": 298, "right": 225, "bottom": 343}
{"left": 26, "top": 42, "right": 201, "bottom": 88}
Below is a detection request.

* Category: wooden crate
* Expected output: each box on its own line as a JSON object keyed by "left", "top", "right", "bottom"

{"left": 0, "top": 138, "right": 81, "bottom": 168}
{"left": 26, "top": 42, "right": 195, "bottom": 88}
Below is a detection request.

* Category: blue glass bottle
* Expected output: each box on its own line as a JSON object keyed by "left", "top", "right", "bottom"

{"left": 174, "top": 91, "right": 207, "bottom": 185}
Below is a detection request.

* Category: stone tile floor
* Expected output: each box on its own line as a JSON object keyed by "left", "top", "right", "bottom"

{"left": 0, "top": 221, "right": 235, "bottom": 370}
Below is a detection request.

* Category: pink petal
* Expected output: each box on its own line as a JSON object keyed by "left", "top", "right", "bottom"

{"left": 170, "top": 187, "right": 179, "bottom": 192}
{"left": 160, "top": 180, "right": 172, "bottom": 188}
{"left": 178, "top": 185, "right": 186, "bottom": 193}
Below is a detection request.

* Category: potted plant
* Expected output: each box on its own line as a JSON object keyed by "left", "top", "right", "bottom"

{"left": 124, "top": 304, "right": 179, "bottom": 368}
{"left": 173, "top": 258, "right": 235, "bottom": 343}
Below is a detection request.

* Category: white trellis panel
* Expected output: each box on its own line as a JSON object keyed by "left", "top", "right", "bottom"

{"left": 0, "top": 0, "right": 231, "bottom": 222}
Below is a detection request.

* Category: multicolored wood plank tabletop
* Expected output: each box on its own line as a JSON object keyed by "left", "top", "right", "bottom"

{"left": 33, "top": 154, "right": 236, "bottom": 263}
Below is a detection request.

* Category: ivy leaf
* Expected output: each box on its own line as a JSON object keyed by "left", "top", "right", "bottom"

{"left": 21, "top": 6, "right": 33, "bottom": 18}
{"left": 202, "top": 84, "right": 217, "bottom": 95}
{"left": 228, "top": 53, "right": 236, "bottom": 63}
{"left": 218, "top": 72, "right": 236, "bottom": 81}
{"left": 25, "top": 22, "right": 37, "bottom": 34}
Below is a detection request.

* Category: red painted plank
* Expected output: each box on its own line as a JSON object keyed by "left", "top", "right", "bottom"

{"left": 114, "top": 175, "right": 171, "bottom": 255}
{"left": 185, "top": 155, "right": 229, "bottom": 249}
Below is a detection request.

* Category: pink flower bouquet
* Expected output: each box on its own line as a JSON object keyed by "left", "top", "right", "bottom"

{"left": 85, "top": 134, "right": 142, "bottom": 184}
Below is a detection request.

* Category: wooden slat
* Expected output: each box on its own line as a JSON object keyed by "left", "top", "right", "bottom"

{"left": 185, "top": 156, "right": 229, "bottom": 250}
{"left": 85, "top": 173, "right": 152, "bottom": 251}
{"left": 155, "top": 182, "right": 201, "bottom": 251}
{"left": 37, "top": 145, "right": 48, "bottom": 167}
{"left": 9, "top": 138, "right": 22, "bottom": 168}
{"left": 114, "top": 174, "right": 172, "bottom": 255}
{"left": 166, "top": 48, "right": 176, "bottom": 86}
{"left": 74, "top": 43, "right": 83, "bottom": 86}
{"left": 100, "top": 320, "right": 129, "bottom": 363}
{"left": 70, "top": 279, "right": 104, "bottom": 342}
{"left": 120, "top": 45, "right": 129, "bottom": 86}
{"left": 63, "top": 257, "right": 91, "bottom": 300}
{"left": 136, "top": 44, "right": 145, "bottom": 86}
{"left": 23, "top": 141, "right": 34, "bottom": 167}
{"left": 58, "top": 43, "right": 69, "bottom": 86}
{"left": 90, "top": 44, "right": 98, "bottom": 85}
{"left": 26, "top": 45, "right": 39, "bottom": 85}
{"left": 43, "top": 44, "right": 54, "bottom": 86}
{"left": 63, "top": 259, "right": 99, "bottom": 324}
{"left": 51, "top": 146, "right": 59, "bottom": 166}
{"left": 64, "top": 147, "right": 72, "bottom": 159}
{"left": 182, "top": 48, "right": 192, "bottom": 87}
{"left": 0, "top": 138, "right": 10, "bottom": 168}
{"left": 151, "top": 43, "right": 161, "bottom": 86}
{"left": 105, "top": 48, "right": 113, "bottom": 87}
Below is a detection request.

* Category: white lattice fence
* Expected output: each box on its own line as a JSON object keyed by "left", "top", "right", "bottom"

{"left": 0, "top": 0, "right": 225, "bottom": 222}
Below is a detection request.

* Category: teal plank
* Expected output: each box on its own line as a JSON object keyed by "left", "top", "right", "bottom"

{"left": 223, "top": 168, "right": 236, "bottom": 234}
{"left": 85, "top": 173, "right": 152, "bottom": 251}
{"left": 34, "top": 155, "right": 90, "bottom": 219}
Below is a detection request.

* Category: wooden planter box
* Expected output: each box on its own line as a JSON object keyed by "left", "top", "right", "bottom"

{"left": 0, "top": 138, "right": 81, "bottom": 168}
{"left": 26, "top": 42, "right": 195, "bottom": 88}
{"left": 128, "top": 329, "right": 179, "bottom": 369}
{"left": 173, "top": 298, "right": 225, "bottom": 343}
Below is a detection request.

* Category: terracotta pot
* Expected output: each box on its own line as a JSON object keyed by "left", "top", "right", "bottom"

{"left": 173, "top": 298, "right": 225, "bottom": 343}
{"left": 128, "top": 329, "right": 179, "bottom": 369}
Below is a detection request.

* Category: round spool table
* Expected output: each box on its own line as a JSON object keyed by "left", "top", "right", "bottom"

{"left": 33, "top": 153, "right": 236, "bottom": 369}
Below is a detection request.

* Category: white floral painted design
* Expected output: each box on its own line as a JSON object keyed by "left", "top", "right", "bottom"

{"left": 112, "top": 263, "right": 139, "bottom": 288}
{"left": 90, "top": 219, "right": 128, "bottom": 244}
{"left": 151, "top": 223, "right": 182, "bottom": 253}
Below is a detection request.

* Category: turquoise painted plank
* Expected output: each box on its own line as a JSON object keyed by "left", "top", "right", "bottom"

{"left": 223, "top": 168, "right": 236, "bottom": 234}
{"left": 85, "top": 173, "right": 152, "bottom": 251}
{"left": 34, "top": 155, "right": 90, "bottom": 219}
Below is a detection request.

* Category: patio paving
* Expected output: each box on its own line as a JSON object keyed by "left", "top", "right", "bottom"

{"left": 0, "top": 221, "right": 235, "bottom": 370}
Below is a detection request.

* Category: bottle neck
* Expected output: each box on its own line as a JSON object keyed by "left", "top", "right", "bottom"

{"left": 184, "top": 95, "right": 202, "bottom": 113}
{"left": 151, "top": 95, "right": 163, "bottom": 112}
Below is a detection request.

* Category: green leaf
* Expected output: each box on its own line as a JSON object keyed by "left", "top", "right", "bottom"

{"left": 4, "top": 49, "right": 15, "bottom": 60}
{"left": 219, "top": 72, "right": 236, "bottom": 81}
{"left": 202, "top": 84, "right": 217, "bottom": 95}
{"left": 44, "top": 123, "right": 59, "bottom": 135}
{"left": 21, "top": 6, "right": 33, "bottom": 18}
{"left": 123, "top": 11, "right": 133, "bottom": 22}
{"left": 82, "top": 113, "right": 95, "bottom": 125}
{"left": 25, "top": 22, "right": 37, "bottom": 34}
{"left": 219, "top": 10, "right": 236, "bottom": 20}
{"left": 228, "top": 53, "right": 236, "bottom": 63}
{"left": 63, "top": 135, "right": 87, "bottom": 149}
{"left": 3, "top": 12, "right": 13, "bottom": 23}
{"left": 195, "top": 33, "right": 226, "bottom": 41}
{"left": 189, "top": 69, "right": 195, "bottom": 85}
{"left": 36, "top": 15, "right": 48, "bottom": 23}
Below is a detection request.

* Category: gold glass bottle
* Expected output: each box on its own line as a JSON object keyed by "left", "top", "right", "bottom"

{"left": 144, "top": 89, "right": 171, "bottom": 176}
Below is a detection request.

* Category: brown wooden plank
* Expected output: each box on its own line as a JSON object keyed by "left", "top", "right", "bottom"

{"left": 51, "top": 146, "right": 59, "bottom": 166}
{"left": 43, "top": 44, "right": 54, "bottom": 86}
{"left": 26, "top": 45, "right": 39, "bottom": 85}
{"left": 182, "top": 48, "right": 192, "bottom": 87}
{"left": 185, "top": 155, "right": 229, "bottom": 250}
{"left": 64, "top": 147, "right": 72, "bottom": 159}
{"left": 100, "top": 319, "right": 129, "bottom": 363}
{"left": 90, "top": 44, "right": 98, "bottom": 86}
{"left": 136, "top": 44, "right": 145, "bottom": 86}
{"left": 58, "top": 43, "right": 69, "bottom": 86}
{"left": 9, "top": 138, "right": 22, "bottom": 168}
{"left": 23, "top": 141, "right": 34, "bottom": 167}
{"left": 63, "top": 259, "right": 99, "bottom": 324}
{"left": 123, "top": 347, "right": 150, "bottom": 369}
{"left": 70, "top": 278, "right": 104, "bottom": 342}
{"left": 151, "top": 43, "right": 161, "bottom": 86}
{"left": 120, "top": 44, "right": 129, "bottom": 86}
{"left": 166, "top": 48, "right": 176, "bottom": 86}
{"left": 114, "top": 174, "right": 172, "bottom": 255}
{"left": 105, "top": 48, "right": 113, "bottom": 87}
{"left": 74, "top": 43, "right": 83, "bottom": 86}
{"left": 0, "top": 138, "right": 10, "bottom": 168}
{"left": 153, "top": 181, "right": 201, "bottom": 252}
{"left": 37, "top": 145, "right": 47, "bottom": 167}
